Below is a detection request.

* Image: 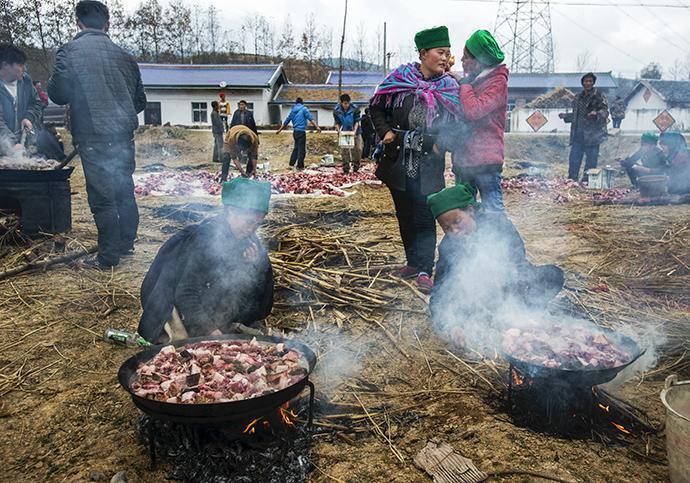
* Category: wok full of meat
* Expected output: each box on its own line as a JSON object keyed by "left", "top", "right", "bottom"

{"left": 119, "top": 334, "right": 317, "bottom": 422}
{"left": 502, "top": 323, "right": 644, "bottom": 385}
{"left": 131, "top": 338, "right": 309, "bottom": 404}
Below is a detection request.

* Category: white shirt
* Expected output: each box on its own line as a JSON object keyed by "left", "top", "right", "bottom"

{"left": 2, "top": 80, "right": 17, "bottom": 102}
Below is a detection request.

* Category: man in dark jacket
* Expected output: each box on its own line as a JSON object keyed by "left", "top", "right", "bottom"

{"left": 229, "top": 99, "right": 257, "bottom": 134}
{"left": 137, "top": 178, "right": 274, "bottom": 343}
{"left": 609, "top": 95, "right": 626, "bottom": 129}
{"left": 211, "top": 101, "right": 224, "bottom": 163}
{"left": 48, "top": 0, "right": 146, "bottom": 269}
{"left": 427, "top": 183, "right": 564, "bottom": 349}
{"left": 360, "top": 108, "right": 376, "bottom": 159}
{"left": 618, "top": 132, "right": 666, "bottom": 186}
{"left": 560, "top": 73, "right": 609, "bottom": 181}
{"left": 0, "top": 44, "right": 43, "bottom": 155}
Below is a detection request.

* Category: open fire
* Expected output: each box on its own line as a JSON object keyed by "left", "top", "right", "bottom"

{"left": 506, "top": 364, "right": 652, "bottom": 440}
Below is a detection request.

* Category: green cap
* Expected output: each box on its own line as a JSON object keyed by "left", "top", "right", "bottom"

{"left": 427, "top": 183, "right": 478, "bottom": 219}
{"left": 221, "top": 178, "right": 272, "bottom": 214}
{"left": 465, "top": 29, "right": 505, "bottom": 67}
{"left": 414, "top": 26, "right": 451, "bottom": 51}
{"left": 641, "top": 132, "right": 659, "bottom": 144}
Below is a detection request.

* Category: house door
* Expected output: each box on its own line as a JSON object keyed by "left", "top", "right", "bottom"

{"left": 144, "top": 102, "right": 162, "bottom": 125}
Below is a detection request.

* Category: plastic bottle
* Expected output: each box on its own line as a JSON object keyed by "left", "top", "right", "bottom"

{"left": 104, "top": 329, "right": 151, "bottom": 347}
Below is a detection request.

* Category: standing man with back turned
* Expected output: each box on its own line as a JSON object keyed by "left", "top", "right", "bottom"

{"left": 276, "top": 97, "right": 321, "bottom": 170}
{"left": 48, "top": 0, "right": 146, "bottom": 269}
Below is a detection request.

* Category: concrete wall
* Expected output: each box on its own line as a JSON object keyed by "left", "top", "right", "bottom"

{"left": 137, "top": 88, "right": 273, "bottom": 126}
{"left": 277, "top": 104, "right": 336, "bottom": 127}
{"left": 511, "top": 106, "right": 690, "bottom": 133}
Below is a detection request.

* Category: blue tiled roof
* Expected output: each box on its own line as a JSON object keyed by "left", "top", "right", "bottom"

{"left": 326, "top": 71, "right": 385, "bottom": 85}
{"left": 272, "top": 84, "right": 377, "bottom": 104}
{"left": 508, "top": 72, "right": 617, "bottom": 89}
{"left": 139, "top": 64, "right": 283, "bottom": 88}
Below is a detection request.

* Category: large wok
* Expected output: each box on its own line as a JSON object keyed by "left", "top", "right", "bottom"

{"left": 118, "top": 334, "right": 317, "bottom": 424}
{"left": 504, "top": 326, "right": 646, "bottom": 387}
{"left": 0, "top": 166, "right": 74, "bottom": 182}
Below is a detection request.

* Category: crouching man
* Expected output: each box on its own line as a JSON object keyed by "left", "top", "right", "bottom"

{"left": 427, "top": 183, "right": 564, "bottom": 348}
{"left": 221, "top": 124, "right": 260, "bottom": 181}
{"left": 137, "top": 178, "right": 274, "bottom": 343}
{"left": 618, "top": 132, "right": 666, "bottom": 187}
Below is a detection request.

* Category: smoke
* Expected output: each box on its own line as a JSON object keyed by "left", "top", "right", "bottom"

{"left": 429, "top": 211, "right": 663, "bottom": 385}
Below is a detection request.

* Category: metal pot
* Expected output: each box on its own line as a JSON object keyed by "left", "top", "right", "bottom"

{"left": 661, "top": 375, "right": 690, "bottom": 482}
{"left": 638, "top": 175, "right": 668, "bottom": 198}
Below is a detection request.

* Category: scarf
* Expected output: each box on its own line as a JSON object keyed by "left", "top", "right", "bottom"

{"left": 370, "top": 62, "right": 461, "bottom": 127}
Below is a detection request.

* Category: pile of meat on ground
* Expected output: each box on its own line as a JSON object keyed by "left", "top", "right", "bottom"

{"left": 131, "top": 338, "right": 308, "bottom": 404}
{"left": 502, "top": 324, "right": 633, "bottom": 370}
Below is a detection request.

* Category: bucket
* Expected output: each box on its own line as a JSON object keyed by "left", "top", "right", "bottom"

{"left": 661, "top": 375, "right": 690, "bottom": 482}
{"left": 338, "top": 131, "right": 355, "bottom": 148}
{"left": 322, "top": 154, "right": 334, "bottom": 166}
{"left": 638, "top": 175, "right": 668, "bottom": 198}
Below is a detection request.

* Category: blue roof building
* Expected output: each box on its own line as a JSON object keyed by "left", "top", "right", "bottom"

{"left": 137, "top": 63, "right": 287, "bottom": 126}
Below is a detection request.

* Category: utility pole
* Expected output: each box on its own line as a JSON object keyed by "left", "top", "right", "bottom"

{"left": 338, "top": 0, "right": 348, "bottom": 97}
{"left": 494, "top": 0, "right": 555, "bottom": 73}
{"left": 382, "top": 21, "right": 387, "bottom": 75}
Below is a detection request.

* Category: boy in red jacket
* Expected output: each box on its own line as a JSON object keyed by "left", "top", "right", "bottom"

{"left": 454, "top": 30, "right": 508, "bottom": 213}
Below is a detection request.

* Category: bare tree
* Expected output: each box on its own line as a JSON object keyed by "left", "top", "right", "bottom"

{"left": 575, "top": 50, "right": 598, "bottom": 72}
{"left": 164, "top": 0, "right": 192, "bottom": 60}
{"left": 189, "top": 3, "right": 207, "bottom": 60}
{"left": 244, "top": 14, "right": 273, "bottom": 61}
{"left": 276, "top": 15, "right": 296, "bottom": 60}
{"left": 0, "top": 0, "right": 29, "bottom": 43}
{"left": 132, "top": 0, "right": 165, "bottom": 62}
{"left": 350, "top": 21, "right": 373, "bottom": 70}
{"left": 299, "top": 13, "right": 323, "bottom": 81}
{"left": 667, "top": 56, "right": 690, "bottom": 81}
{"left": 206, "top": 5, "right": 221, "bottom": 54}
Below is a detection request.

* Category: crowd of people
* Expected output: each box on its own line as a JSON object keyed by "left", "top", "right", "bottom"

{"left": 0, "top": 0, "right": 689, "bottom": 347}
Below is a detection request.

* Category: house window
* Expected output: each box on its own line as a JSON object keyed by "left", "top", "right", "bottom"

{"left": 309, "top": 110, "right": 318, "bottom": 124}
{"left": 238, "top": 102, "right": 254, "bottom": 111}
{"left": 192, "top": 102, "right": 207, "bottom": 123}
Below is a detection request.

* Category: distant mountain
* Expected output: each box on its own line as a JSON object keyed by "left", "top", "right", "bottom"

{"left": 320, "top": 57, "right": 381, "bottom": 71}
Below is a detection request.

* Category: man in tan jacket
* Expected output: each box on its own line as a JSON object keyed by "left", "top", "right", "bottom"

{"left": 222, "top": 124, "right": 259, "bottom": 180}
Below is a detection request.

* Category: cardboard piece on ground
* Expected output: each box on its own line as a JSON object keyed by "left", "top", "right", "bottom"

{"left": 414, "top": 440, "right": 487, "bottom": 483}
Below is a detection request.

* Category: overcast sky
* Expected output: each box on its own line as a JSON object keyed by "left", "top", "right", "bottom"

{"left": 123, "top": 0, "right": 690, "bottom": 79}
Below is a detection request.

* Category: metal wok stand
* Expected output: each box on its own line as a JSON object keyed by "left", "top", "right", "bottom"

{"left": 145, "top": 380, "right": 316, "bottom": 470}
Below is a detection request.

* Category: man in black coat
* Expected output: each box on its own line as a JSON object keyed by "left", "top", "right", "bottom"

{"left": 428, "top": 184, "right": 564, "bottom": 349}
{"left": 229, "top": 99, "right": 258, "bottom": 134}
{"left": 559, "top": 73, "right": 609, "bottom": 181}
{"left": 48, "top": 0, "right": 146, "bottom": 269}
{"left": 137, "top": 178, "right": 274, "bottom": 344}
{"left": 0, "top": 44, "right": 43, "bottom": 154}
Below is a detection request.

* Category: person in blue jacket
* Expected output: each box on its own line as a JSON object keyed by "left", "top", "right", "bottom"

{"left": 276, "top": 97, "right": 321, "bottom": 170}
{"left": 333, "top": 93, "right": 362, "bottom": 173}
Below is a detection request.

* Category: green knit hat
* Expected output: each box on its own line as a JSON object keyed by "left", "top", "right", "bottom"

{"left": 221, "top": 178, "right": 272, "bottom": 214}
{"left": 641, "top": 132, "right": 659, "bottom": 144}
{"left": 414, "top": 26, "right": 451, "bottom": 51}
{"left": 427, "top": 183, "right": 478, "bottom": 219}
{"left": 465, "top": 30, "right": 505, "bottom": 67}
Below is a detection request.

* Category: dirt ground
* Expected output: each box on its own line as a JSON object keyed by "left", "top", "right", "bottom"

{"left": 0, "top": 128, "right": 687, "bottom": 482}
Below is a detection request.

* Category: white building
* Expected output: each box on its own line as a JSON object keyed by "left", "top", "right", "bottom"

{"left": 511, "top": 79, "right": 690, "bottom": 133}
{"left": 622, "top": 80, "right": 690, "bottom": 132}
{"left": 137, "top": 63, "right": 287, "bottom": 127}
{"left": 270, "top": 83, "right": 377, "bottom": 127}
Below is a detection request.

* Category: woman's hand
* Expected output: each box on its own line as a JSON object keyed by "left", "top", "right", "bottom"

{"left": 382, "top": 130, "right": 396, "bottom": 144}
{"left": 243, "top": 241, "right": 259, "bottom": 263}
{"left": 210, "top": 329, "right": 223, "bottom": 336}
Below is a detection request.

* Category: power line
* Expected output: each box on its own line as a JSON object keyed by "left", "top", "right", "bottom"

{"left": 602, "top": 0, "right": 690, "bottom": 54}
{"left": 452, "top": 0, "right": 690, "bottom": 7}
{"left": 549, "top": 5, "right": 648, "bottom": 66}
{"left": 642, "top": 4, "right": 690, "bottom": 49}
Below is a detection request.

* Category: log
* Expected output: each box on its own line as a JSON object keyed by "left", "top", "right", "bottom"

{"left": 0, "top": 245, "right": 98, "bottom": 281}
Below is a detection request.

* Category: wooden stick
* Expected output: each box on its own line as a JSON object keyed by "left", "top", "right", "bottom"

{"left": 445, "top": 350, "right": 497, "bottom": 391}
{"left": 357, "top": 311, "right": 410, "bottom": 359}
{"left": 0, "top": 246, "right": 98, "bottom": 281}
{"left": 413, "top": 329, "right": 433, "bottom": 376}
{"left": 389, "top": 275, "right": 430, "bottom": 303}
{"left": 353, "top": 392, "right": 405, "bottom": 463}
